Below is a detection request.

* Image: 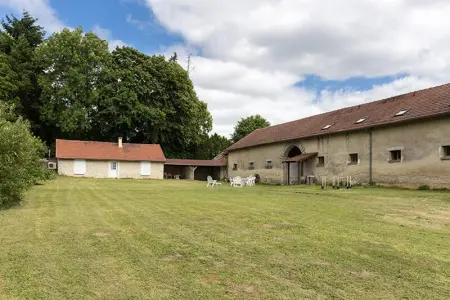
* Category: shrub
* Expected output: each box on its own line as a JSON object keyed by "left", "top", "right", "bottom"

{"left": 418, "top": 185, "right": 431, "bottom": 191}
{"left": 0, "top": 104, "right": 48, "bottom": 208}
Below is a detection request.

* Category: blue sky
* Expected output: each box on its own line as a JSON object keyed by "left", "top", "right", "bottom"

{"left": 50, "top": 0, "right": 183, "bottom": 54}
{"left": 0, "top": 0, "right": 446, "bottom": 135}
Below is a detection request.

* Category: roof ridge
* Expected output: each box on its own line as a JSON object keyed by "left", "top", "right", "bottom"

{"left": 257, "top": 82, "right": 450, "bottom": 132}
{"left": 56, "top": 139, "right": 161, "bottom": 146}
{"left": 227, "top": 82, "right": 450, "bottom": 151}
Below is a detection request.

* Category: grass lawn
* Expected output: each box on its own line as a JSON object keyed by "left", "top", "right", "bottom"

{"left": 0, "top": 178, "right": 449, "bottom": 299}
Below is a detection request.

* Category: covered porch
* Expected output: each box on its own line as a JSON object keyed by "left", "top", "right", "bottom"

{"left": 282, "top": 152, "right": 318, "bottom": 185}
{"left": 164, "top": 159, "right": 226, "bottom": 181}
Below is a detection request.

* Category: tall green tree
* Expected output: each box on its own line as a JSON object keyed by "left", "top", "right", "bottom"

{"left": 37, "top": 28, "right": 111, "bottom": 137}
{"left": 0, "top": 11, "right": 45, "bottom": 137}
{"left": 232, "top": 114, "right": 270, "bottom": 142}
{"left": 96, "top": 47, "right": 212, "bottom": 157}
{"left": 193, "top": 133, "right": 232, "bottom": 160}
{"left": 0, "top": 53, "right": 17, "bottom": 105}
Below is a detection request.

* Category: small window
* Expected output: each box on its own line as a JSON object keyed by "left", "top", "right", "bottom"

{"left": 355, "top": 116, "right": 369, "bottom": 124}
{"left": 394, "top": 109, "right": 409, "bottom": 117}
{"left": 443, "top": 146, "right": 450, "bottom": 157}
{"left": 248, "top": 162, "right": 255, "bottom": 170}
{"left": 322, "top": 124, "right": 332, "bottom": 130}
{"left": 111, "top": 162, "right": 117, "bottom": 170}
{"left": 265, "top": 160, "right": 273, "bottom": 169}
{"left": 349, "top": 153, "right": 358, "bottom": 164}
{"left": 233, "top": 163, "right": 238, "bottom": 171}
{"left": 317, "top": 156, "right": 325, "bottom": 167}
{"left": 73, "top": 159, "right": 86, "bottom": 175}
{"left": 140, "top": 161, "right": 151, "bottom": 176}
{"left": 390, "top": 150, "right": 402, "bottom": 162}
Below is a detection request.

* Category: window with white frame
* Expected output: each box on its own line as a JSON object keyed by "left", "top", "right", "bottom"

{"left": 140, "top": 161, "right": 151, "bottom": 176}
{"left": 73, "top": 159, "right": 86, "bottom": 175}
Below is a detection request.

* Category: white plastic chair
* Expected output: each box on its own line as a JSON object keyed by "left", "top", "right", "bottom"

{"left": 233, "top": 176, "right": 243, "bottom": 187}
{"left": 207, "top": 176, "right": 221, "bottom": 187}
{"left": 229, "top": 177, "right": 235, "bottom": 187}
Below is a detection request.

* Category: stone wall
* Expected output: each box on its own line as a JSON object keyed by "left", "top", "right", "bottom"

{"left": 227, "top": 117, "right": 450, "bottom": 186}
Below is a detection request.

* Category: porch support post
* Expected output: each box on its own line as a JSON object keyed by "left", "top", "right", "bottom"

{"left": 189, "top": 166, "right": 198, "bottom": 180}
{"left": 287, "top": 162, "right": 290, "bottom": 185}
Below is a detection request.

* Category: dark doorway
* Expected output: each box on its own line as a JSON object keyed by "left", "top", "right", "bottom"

{"left": 288, "top": 146, "right": 302, "bottom": 158}
{"left": 286, "top": 146, "right": 302, "bottom": 185}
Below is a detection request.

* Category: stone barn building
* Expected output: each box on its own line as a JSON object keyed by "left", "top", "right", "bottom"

{"left": 225, "top": 83, "right": 450, "bottom": 187}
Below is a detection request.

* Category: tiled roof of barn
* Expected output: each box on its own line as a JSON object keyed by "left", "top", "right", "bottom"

{"left": 56, "top": 139, "right": 166, "bottom": 162}
{"left": 165, "top": 159, "right": 226, "bottom": 166}
{"left": 227, "top": 83, "right": 450, "bottom": 151}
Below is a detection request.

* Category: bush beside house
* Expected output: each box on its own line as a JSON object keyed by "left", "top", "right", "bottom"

{"left": 0, "top": 104, "right": 49, "bottom": 208}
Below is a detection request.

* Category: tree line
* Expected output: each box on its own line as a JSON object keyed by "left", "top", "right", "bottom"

{"left": 1, "top": 12, "right": 271, "bottom": 158}
{"left": 0, "top": 11, "right": 272, "bottom": 207}
{"left": 0, "top": 12, "right": 235, "bottom": 159}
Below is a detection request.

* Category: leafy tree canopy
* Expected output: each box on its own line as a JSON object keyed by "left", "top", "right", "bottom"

{"left": 37, "top": 27, "right": 111, "bottom": 135}
{"left": 0, "top": 11, "right": 218, "bottom": 159}
{"left": 0, "top": 11, "right": 45, "bottom": 137}
{"left": 232, "top": 115, "right": 270, "bottom": 142}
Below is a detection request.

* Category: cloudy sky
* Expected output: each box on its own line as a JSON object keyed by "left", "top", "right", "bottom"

{"left": 1, "top": 0, "right": 449, "bottom": 136}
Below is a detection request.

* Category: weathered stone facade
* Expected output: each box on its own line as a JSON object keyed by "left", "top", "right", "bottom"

{"left": 227, "top": 117, "right": 450, "bottom": 187}
{"left": 58, "top": 159, "right": 164, "bottom": 179}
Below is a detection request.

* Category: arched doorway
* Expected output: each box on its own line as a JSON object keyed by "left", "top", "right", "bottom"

{"left": 284, "top": 146, "right": 302, "bottom": 185}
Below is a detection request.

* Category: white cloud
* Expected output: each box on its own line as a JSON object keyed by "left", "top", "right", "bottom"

{"left": 0, "top": 1, "right": 128, "bottom": 52}
{"left": 126, "top": 14, "right": 150, "bottom": 31}
{"left": 147, "top": 0, "right": 450, "bottom": 80}
{"left": 92, "top": 25, "right": 129, "bottom": 51}
{"left": 146, "top": 0, "right": 450, "bottom": 136}
{"left": 0, "top": 0, "right": 65, "bottom": 32}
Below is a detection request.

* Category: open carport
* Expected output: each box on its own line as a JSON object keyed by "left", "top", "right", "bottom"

{"left": 164, "top": 159, "right": 226, "bottom": 181}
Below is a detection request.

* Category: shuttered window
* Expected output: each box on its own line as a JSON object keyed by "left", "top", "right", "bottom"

{"left": 140, "top": 161, "right": 151, "bottom": 176}
{"left": 73, "top": 160, "right": 86, "bottom": 175}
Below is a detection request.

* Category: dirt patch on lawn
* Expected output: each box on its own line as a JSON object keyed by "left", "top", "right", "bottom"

{"left": 383, "top": 209, "right": 450, "bottom": 229}
{"left": 351, "top": 270, "right": 375, "bottom": 278}
{"left": 162, "top": 253, "right": 183, "bottom": 261}
{"left": 229, "top": 284, "right": 257, "bottom": 295}
{"left": 311, "top": 260, "right": 332, "bottom": 266}
{"left": 201, "top": 274, "right": 221, "bottom": 285}
{"left": 93, "top": 232, "right": 109, "bottom": 238}
{"left": 263, "top": 223, "right": 280, "bottom": 228}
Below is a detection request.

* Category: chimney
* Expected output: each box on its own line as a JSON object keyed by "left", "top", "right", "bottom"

{"left": 118, "top": 137, "right": 123, "bottom": 148}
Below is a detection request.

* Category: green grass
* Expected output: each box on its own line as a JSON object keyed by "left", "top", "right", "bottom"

{"left": 1, "top": 178, "right": 449, "bottom": 299}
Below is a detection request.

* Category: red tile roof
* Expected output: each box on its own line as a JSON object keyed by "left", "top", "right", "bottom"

{"left": 56, "top": 139, "right": 166, "bottom": 162}
{"left": 165, "top": 159, "right": 226, "bottom": 167}
{"left": 227, "top": 83, "right": 450, "bottom": 151}
{"left": 282, "top": 153, "right": 318, "bottom": 163}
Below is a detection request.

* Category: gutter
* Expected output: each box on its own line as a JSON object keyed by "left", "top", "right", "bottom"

{"left": 368, "top": 129, "right": 373, "bottom": 185}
